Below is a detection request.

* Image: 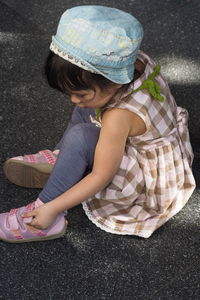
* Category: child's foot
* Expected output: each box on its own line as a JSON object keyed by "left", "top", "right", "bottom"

{"left": 3, "top": 150, "right": 59, "bottom": 188}
{"left": 0, "top": 198, "right": 67, "bottom": 243}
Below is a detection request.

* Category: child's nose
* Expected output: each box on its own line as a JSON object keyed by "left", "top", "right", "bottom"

{"left": 71, "top": 95, "right": 81, "bottom": 104}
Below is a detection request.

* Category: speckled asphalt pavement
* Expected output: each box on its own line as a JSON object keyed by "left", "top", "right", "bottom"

{"left": 0, "top": 1, "right": 199, "bottom": 299}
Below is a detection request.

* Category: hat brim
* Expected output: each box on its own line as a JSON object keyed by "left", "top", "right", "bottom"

{"left": 50, "top": 39, "right": 134, "bottom": 84}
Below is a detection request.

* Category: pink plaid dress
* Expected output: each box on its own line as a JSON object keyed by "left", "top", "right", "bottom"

{"left": 82, "top": 51, "right": 196, "bottom": 238}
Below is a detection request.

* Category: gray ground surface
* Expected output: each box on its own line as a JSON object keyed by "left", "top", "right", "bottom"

{"left": 0, "top": 0, "right": 199, "bottom": 299}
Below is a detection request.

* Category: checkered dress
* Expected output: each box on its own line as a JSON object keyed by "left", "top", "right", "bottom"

{"left": 82, "top": 51, "right": 196, "bottom": 238}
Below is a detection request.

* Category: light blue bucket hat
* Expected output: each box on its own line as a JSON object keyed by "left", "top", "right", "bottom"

{"left": 50, "top": 5, "right": 143, "bottom": 84}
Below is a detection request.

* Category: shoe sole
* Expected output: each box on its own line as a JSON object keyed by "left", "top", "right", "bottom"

{"left": 3, "top": 159, "right": 53, "bottom": 188}
{"left": 0, "top": 223, "right": 67, "bottom": 243}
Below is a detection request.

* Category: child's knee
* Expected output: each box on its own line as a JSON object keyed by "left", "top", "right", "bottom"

{"left": 61, "top": 123, "right": 100, "bottom": 151}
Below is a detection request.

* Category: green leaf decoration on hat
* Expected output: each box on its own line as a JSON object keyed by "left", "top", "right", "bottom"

{"left": 130, "top": 64, "right": 164, "bottom": 102}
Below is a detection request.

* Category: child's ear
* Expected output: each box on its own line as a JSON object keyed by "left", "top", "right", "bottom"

{"left": 87, "top": 89, "right": 96, "bottom": 98}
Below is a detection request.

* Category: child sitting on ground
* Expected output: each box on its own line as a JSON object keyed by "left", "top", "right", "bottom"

{"left": 1, "top": 5, "right": 195, "bottom": 242}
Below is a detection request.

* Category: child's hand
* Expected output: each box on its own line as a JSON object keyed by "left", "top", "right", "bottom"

{"left": 21, "top": 203, "right": 58, "bottom": 230}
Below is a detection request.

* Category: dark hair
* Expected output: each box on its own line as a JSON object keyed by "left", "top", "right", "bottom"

{"left": 45, "top": 51, "right": 126, "bottom": 95}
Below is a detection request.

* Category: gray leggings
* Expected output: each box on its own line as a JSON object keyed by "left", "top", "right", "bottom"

{"left": 39, "top": 107, "right": 100, "bottom": 203}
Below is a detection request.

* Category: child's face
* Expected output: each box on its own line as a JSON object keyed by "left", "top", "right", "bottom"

{"left": 69, "top": 85, "right": 122, "bottom": 108}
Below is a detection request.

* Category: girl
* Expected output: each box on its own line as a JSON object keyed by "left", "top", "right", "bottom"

{"left": 1, "top": 5, "right": 195, "bottom": 242}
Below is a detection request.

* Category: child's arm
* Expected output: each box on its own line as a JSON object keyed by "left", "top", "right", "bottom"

{"left": 23, "top": 108, "right": 145, "bottom": 229}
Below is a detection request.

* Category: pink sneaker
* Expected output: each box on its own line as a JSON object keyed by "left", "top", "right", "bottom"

{"left": 3, "top": 150, "right": 59, "bottom": 188}
{"left": 0, "top": 198, "right": 67, "bottom": 243}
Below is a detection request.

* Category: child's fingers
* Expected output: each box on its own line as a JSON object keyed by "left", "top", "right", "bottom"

{"left": 21, "top": 210, "right": 36, "bottom": 218}
{"left": 21, "top": 211, "right": 36, "bottom": 224}
{"left": 28, "top": 218, "right": 39, "bottom": 227}
{"left": 23, "top": 215, "right": 40, "bottom": 228}
{"left": 23, "top": 216, "right": 34, "bottom": 224}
